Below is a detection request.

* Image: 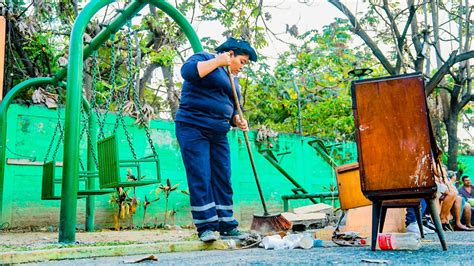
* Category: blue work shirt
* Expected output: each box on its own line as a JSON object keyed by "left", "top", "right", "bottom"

{"left": 176, "top": 51, "right": 241, "bottom": 133}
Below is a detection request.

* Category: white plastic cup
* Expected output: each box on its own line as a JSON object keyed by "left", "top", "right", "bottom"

{"left": 298, "top": 235, "right": 314, "bottom": 249}
{"left": 283, "top": 234, "right": 301, "bottom": 249}
{"left": 262, "top": 235, "right": 285, "bottom": 250}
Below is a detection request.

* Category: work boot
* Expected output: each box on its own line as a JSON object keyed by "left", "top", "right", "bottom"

{"left": 199, "top": 230, "right": 218, "bottom": 242}
{"left": 220, "top": 228, "right": 248, "bottom": 240}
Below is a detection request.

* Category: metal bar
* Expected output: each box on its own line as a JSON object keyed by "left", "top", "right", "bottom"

{"left": 283, "top": 199, "right": 289, "bottom": 212}
{"left": 291, "top": 78, "right": 302, "bottom": 135}
{"left": 85, "top": 112, "right": 97, "bottom": 232}
{"left": 281, "top": 192, "right": 338, "bottom": 200}
{"left": 260, "top": 149, "right": 318, "bottom": 204}
{"left": 60, "top": 0, "right": 117, "bottom": 244}
{"left": 0, "top": 16, "right": 5, "bottom": 101}
{"left": 119, "top": 158, "right": 159, "bottom": 163}
{"left": 6, "top": 159, "right": 63, "bottom": 166}
{"left": 307, "top": 140, "right": 338, "bottom": 168}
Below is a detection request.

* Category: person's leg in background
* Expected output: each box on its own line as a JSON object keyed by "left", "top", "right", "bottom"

{"left": 440, "top": 191, "right": 456, "bottom": 231}
{"left": 406, "top": 199, "right": 433, "bottom": 235}
{"left": 460, "top": 198, "right": 473, "bottom": 228}
{"left": 451, "top": 196, "right": 471, "bottom": 231}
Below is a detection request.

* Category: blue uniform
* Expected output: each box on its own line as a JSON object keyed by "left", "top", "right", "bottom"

{"left": 176, "top": 51, "right": 240, "bottom": 235}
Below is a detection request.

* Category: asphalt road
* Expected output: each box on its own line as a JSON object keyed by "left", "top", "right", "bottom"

{"left": 27, "top": 232, "right": 474, "bottom": 265}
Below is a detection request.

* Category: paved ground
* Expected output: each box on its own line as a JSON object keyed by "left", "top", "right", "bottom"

{"left": 25, "top": 232, "right": 474, "bottom": 265}
{"left": 0, "top": 228, "right": 196, "bottom": 252}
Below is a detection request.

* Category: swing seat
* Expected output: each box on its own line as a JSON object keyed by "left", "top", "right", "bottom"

{"left": 97, "top": 135, "right": 160, "bottom": 189}
{"left": 41, "top": 161, "right": 115, "bottom": 200}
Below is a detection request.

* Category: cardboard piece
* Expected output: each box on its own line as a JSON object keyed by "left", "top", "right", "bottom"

{"left": 293, "top": 203, "right": 332, "bottom": 215}
{"left": 341, "top": 205, "right": 405, "bottom": 238}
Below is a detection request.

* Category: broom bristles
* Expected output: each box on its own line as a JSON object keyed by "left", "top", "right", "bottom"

{"left": 251, "top": 213, "right": 292, "bottom": 234}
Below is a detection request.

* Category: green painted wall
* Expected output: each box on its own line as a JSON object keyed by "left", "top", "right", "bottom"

{"left": 2, "top": 104, "right": 473, "bottom": 229}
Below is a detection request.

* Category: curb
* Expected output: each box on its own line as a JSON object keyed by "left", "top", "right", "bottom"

{"left": 0, "top": 240, "right": 233, "bottom": 264}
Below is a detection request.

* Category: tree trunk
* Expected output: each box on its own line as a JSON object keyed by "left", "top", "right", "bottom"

{"left": 138, "top": 62, "right": 159, "bottom": 101}
{"left": 445, "top": 112, "right": 459, "bottom": 170}
{"left": 83, "top": 59, "right": 92, "bottom": 102}
{"left": 161, "top": 65, "right": 179, "bottom": 120}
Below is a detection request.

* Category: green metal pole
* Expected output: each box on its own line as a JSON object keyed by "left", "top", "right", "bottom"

{"left": 259, "top": 149, "right": 318, "bottom": 204}
{"left": 58, "top": 82, "right": 96, "bottom": 232}
{"left": 0, "top": 77, "right": 54, "bottom": 223}
{"left": 85, "top": 102, "right": 96, "bottom": 232}
{"left": 60, "top": 0, "right": 115, "bottom": 244}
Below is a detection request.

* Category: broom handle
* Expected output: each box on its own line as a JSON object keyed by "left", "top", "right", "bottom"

{"left": 227, "top": 66, "right": 269, "bottom": 215}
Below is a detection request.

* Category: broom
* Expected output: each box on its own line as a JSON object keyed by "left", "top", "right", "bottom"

{"left": 227, "top": 66, "right": 292, "bottom": 234}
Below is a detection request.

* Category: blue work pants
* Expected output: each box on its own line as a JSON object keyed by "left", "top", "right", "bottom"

{"left": 175, "top": 122, "right": 238, "bottom": 236}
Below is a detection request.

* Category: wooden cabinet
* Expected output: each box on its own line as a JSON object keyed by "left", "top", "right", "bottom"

{"left": 351, "top": 73, "right": 437, "bottom": 200}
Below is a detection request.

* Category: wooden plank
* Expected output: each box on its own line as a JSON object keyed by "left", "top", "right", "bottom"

{"left": 6, "top": 158, "right": 63, "bottom": 166}
{"left": 293, "top": 203, "right": 333, "bottom": 215}
{"left": 0, "top": 16, "right": 5, "bottom": 101}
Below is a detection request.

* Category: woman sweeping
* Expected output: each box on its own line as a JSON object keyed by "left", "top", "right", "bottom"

{"left": 175, "top": 37, "right": 257, "bottom": 242}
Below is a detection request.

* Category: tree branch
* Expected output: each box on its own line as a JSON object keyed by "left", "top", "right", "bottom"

{"left": 425, "top": 50, "right": 474, "bottom": 95}
{"left": 328, "top": 0, "right": 396, "bottom": 74}
{"left": 407, "top": 0, "right": 423, "bottom": 72}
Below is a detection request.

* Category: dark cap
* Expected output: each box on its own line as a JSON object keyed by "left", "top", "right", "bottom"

{"left": 215, "top": 37, "right": 258, "bottom": 62}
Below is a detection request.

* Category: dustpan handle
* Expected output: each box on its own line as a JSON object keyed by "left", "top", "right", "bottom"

{"left": 227, "top": 66, "right": 269, "bottom": 215}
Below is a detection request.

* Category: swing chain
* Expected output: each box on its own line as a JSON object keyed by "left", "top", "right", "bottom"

{"left": 51, "top": 89, "right": 64, "bottom": 162}
{"left": 78, "top": 104, "right": 87, "bottom": 171}
{"left": 126, "top": 19, "right": 157, "bottom": 158}
{"left": 91, "top": 50, "right": 103, "bottom": 137}
{"left": 98, "top": 35, "right": 118, "bottom": 140}
{"left": 119, "top": 19, "right": 138, "bottom": 159}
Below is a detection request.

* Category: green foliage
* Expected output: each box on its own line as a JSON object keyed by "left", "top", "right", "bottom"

{"left": 2, "top": 1, "right": 75, "bottom": 93}
{"left": 244, "top": 19, "right": 379, "bottom": 141}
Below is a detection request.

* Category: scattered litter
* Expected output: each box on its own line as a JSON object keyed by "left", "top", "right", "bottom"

{"left": 332, "top": 231, "right": 367, "bottom": 247}
{"left": 261, "top": 233, "right": 315, "bottom": 250}
{"left": 124, "top": 255, "right": 158, "bottom": 263}
{"left": 241, "top": 232, "right": 262, "bottom": 249}
{"left": 262, "top": 235, "right": 285, "bottom": 250}
{"left": 313, "top": 239, "right": 324, "bottom": 247}
{"left": 227, "top": 239, "right": 237, "bottom": 249}
{"left": 361, "top": 259, "right": 389, "bottom": 264}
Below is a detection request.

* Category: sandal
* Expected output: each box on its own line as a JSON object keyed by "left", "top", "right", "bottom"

{"left": 442, "top": 223, "right": 454, "bottom": 232}
{"left": 454, "top": 225, "right": 474, "bottom": 231}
